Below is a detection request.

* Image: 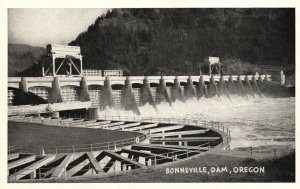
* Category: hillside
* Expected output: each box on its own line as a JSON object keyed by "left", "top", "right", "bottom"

{"left": 8, "top": 44, "right": 45, "bottom": 76}
{"left": 69, "top": 9, "right": 294, "bottom": 76}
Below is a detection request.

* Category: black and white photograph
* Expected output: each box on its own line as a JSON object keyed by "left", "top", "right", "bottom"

{"left": 1, "top": 0, "right": 298, "bottom": 187}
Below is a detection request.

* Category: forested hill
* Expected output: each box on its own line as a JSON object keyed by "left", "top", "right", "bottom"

{"left": 68, "top": 8, "right": 294, "bottom": 76}
{"left": 8, "top": 44, "right": 45, "bottom": 76}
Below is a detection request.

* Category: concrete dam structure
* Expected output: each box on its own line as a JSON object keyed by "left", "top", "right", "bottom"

{"left": 7, "top": 45, "right": 293, "bottom": 117}
{"left": 8, "top": 74, "right": 279, "bottom": 117}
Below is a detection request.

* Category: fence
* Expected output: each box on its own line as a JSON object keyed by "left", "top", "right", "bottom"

{"left": 242, "top": 146, "right": 294, "bottom": 159}
{"left": 8, "top": 101, "right": 92, "bottom": 116}
{"left": 9, "top": 116, "right": 123, "bottom": 129}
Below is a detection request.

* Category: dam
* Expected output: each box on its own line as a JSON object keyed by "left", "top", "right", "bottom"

{"left": 7, "top": 44, "right": 294, "bottom": 182}
{"left": 8, "top": 44, "right": 293, "bottom": 118}
{"left": 8, "top": 74, "right": 273, "bottom": 116}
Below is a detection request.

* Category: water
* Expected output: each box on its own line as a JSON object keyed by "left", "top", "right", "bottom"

{"left": 99, "top": 95, "right": 295, "bottom": 151}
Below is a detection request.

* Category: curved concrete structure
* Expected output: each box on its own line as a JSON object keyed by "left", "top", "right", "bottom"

{"left": 7, "top": 116, "right": 230, "bottom": 181}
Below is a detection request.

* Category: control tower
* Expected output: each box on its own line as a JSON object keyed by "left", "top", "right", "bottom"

{"left": 42, "top": 44, "right": 83, "bottom": 77}
{"left": 205, "top": 56, "right": 222, "bottom": 76}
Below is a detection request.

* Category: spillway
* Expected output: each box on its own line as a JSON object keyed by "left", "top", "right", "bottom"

{"left": 7, "top": 74, "right": 294, "bottom": 117}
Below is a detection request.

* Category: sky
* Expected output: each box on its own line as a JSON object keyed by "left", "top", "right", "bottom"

{"left": 8, "top": 9, "right": 110, "bottom": 47}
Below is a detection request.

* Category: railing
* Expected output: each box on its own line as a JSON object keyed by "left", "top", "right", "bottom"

{"left": 242, "top": 146, "right": 294, "bottom": 159}
{"left": 9, "top": 116, "right": 126, "bottom": 129}
{"left": 8, "top": 74, "right": 272, "bottom": 82}
{"left": 8, "top": 101, "right": 92, "bottom": 116}
{"left": 8, "top": 134, "right": 147, "bottom": 155}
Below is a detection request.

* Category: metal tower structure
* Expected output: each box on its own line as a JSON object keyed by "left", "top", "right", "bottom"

{"left": 205, "top": 56, "right": 222, "bottom": 76}
{"left": 42, "top": 44, "right": 83, "bottom": 77}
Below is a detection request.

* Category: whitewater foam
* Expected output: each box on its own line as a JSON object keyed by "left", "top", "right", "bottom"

{"left": 99, "top": 95, "right": 295, "bottom": 150}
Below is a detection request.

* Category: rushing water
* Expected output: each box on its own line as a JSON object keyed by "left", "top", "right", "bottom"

{"left": 100, "top": 95, "right": 295, "bottom": 151}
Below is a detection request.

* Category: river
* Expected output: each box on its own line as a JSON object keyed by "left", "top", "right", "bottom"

{"left": 100, "top": 95, "right": 295, "bottom": 151}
